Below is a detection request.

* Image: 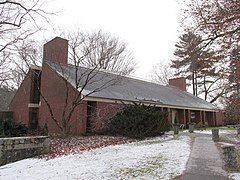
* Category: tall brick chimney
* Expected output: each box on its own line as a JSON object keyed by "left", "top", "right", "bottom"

{"left": 169, "top": 77, "right": 186, "bottom": 91}
{"left": 43, "top": 37, "right": 68, "bottom": 65}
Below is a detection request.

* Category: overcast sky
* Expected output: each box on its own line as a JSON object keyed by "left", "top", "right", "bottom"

{"left": 42, "top": 0, "right": 182, "bottom": 79}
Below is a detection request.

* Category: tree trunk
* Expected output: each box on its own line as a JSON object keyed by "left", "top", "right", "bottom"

{"left": 195, "top": 70, "right": 198, "bottom": 96}
{"left": 62, "top": 117, "right": 68, "bottom": 136}
{"left": 192, "top": 64, "right": 196, "bottom": 96}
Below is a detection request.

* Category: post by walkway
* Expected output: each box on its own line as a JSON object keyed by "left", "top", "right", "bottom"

{"left": 183, "top": 136, "right": 228, "bottom": 180}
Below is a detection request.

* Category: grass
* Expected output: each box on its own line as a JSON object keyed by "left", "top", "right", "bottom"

{"left": 224, "top": 148, "right": 240, "bottom": 172}
{"left": 213, "top": 126, "right": 236, "bottom": 130}
{"left": 197, "top": 126, "right": 236, "bottom": 131}
{"left": 115, "top": 156, "right": 165, "bottom": 178}
{"left": 236, "top": 149, "right": 240, "bottom": 171}
{"left": 217, "top": 132, "right": 240, "bottom": 172}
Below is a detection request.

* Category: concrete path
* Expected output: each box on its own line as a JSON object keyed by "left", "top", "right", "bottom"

{"left": 183, "top": 136, "right": 228, "bottom": 180}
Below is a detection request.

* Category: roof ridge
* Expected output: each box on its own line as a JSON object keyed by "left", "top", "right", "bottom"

{"left": 45, "top": 61, "right": 166, "bottom": 87}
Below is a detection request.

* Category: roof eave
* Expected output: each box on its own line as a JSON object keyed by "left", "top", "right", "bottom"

{"left": 83, "top": 96, "right": 219, "bottom": 112}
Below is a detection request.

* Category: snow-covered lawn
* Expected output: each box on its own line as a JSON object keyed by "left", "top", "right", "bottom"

{"left": 194, "top": 129, "right": 236, "bottom": 135}
{"left": 0, "top": 135, "right": 190, "bottom": 180}
{"left": 229, "top": 173, "right": 240, "bottom": 180}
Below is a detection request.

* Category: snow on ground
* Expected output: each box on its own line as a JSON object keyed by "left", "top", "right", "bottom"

{"left": 229, "top": 173, "right": 240, "bottom": 180}
{"left": 0, "top": 135, "right": 190, "bottom": 180}
{"left": 194, "top": 129, "right": 236, "bottom": 135}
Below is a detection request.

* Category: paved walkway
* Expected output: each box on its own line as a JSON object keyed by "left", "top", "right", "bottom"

{"left": 183, "top": 136, "right": 228, "bottom": 180}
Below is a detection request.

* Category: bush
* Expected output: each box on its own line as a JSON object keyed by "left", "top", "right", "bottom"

{"left": 224, "top": 110, "right": 240, "bottom": 125}
{"left": 107, "top": 103, "right": 170, "bottom": 139}
{"left": 0, "top": 119, "right": 28, "bottom": 137}
{"left": 27, "top": 124, "right": 48, "bottom": 136}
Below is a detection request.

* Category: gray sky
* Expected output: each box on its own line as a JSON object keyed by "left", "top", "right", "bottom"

{"left": 42, "top": 0, "right": 182, "bottom": 79}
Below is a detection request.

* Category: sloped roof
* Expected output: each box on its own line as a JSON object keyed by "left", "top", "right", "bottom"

{"left": 47, "top": 61, "right": 218, "bottom": 111}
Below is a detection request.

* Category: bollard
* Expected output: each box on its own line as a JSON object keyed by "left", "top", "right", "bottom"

{"left": 189, "top": 123, "right": 194, "bottom": 133}
{"left": 173, "top": 123, "right": 180, "bottom": 135}
{"left": 212, "top": 129, "right": 219, "bottom": 142}
{"left": 222, "top": 145, "right": 237, "bottom": 168}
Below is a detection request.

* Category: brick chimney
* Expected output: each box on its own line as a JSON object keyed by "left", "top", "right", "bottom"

{"left": 43, "top": 37, "right": 68, "bottom": 65}
{"left": 169, "top": 77, "right": 186, "bottom": 91}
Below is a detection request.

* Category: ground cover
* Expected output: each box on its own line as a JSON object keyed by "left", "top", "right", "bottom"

{"left": 0, "top": 135, "right": 191, "bottom": 179}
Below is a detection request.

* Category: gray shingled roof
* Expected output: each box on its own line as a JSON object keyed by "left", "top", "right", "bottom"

{"left": 47, "top": 61, "right": 218, "bottom": 111}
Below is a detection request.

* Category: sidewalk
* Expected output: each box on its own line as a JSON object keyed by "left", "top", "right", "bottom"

{"left": 183, "top": 136, "right": 228, "bottom": 180}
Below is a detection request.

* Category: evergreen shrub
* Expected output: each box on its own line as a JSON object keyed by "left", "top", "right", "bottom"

{"left": 0, "top": 119, "right": 28, "bottom": 137}
{"left": 107, "top": 103, "right": 170, "bottom": 139}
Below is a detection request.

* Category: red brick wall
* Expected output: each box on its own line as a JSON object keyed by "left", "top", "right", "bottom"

{"left": 206, "top": 112, "right": 214, "bottom": 126}
{"left": 216, "top": 111, "right": 224, "bottom": 126}
{"left": 9, "top": 72, "right": 31, "bottom": 126}
{"left": 43, "top": 37, "right": 68, "bottom": 65}
{"left": 169, "top": 77, "right": 186, "bottom": 91}
{"left": 39, "top": 63, "right": 87, "bottom": 135}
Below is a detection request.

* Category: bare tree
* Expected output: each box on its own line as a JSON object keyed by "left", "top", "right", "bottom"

{"left": 0, "top": 0, "right": 51, "bottom": 87}
{"left": 224, "top": 93, "right": 240, "bottom": 125}
{"left": 151, "top": 62, "right": 174, "bottom": 85}
{"left": 181, "top": 0, "right": 240, "bottom": 49}
{"left": 11, "top": 39, "right": 42, "bottom": 88}
{"left": 11, "top": 29, "right": 135, "bottom": 134}
{"left": 68, "top": 30, "right": 136, "bottom": 75}
{"left": 23, "top": 31, "right": 135, "bottom": 135}
{"left": 180, "top": 0, "right": 240, "bottom": 104}
{"left": 46, "top": 63, "right": 123, "bottom": 135}
{"left": 0, "top": 51, "right": 11, "bottom": 87}
{"left": 55, "top": 31, "right": 135, "bottom": 134}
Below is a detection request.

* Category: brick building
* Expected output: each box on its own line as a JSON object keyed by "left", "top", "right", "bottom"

{"left": 9, "top": 37, "right": 222, "bottom": 135}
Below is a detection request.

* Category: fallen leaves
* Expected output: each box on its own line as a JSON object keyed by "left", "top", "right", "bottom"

{"left": 44, "top": 135, "right": 136, "bottom": 159}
